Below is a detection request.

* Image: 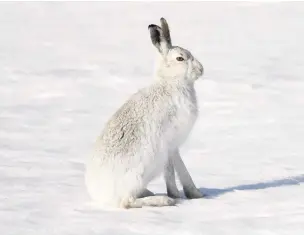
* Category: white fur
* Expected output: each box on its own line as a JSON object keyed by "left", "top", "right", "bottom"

{"left": 85, "top": 18, "right": 203, "bottom": 208}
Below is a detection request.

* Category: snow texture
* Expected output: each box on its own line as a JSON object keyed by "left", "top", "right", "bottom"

{"left": 0, "top": 2, "right": 304, "bottom": 235}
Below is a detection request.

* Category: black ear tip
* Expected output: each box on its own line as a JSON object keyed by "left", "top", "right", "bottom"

{"left": 148, "top": 24, "right": 157, "bottom": 30}
{"left": 160, "top": 17, "right": 167, "bottom": 23}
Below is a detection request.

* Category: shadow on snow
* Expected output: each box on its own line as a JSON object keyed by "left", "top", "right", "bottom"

{"left": 199, "top": 174, "right": 304, "bottom": 198}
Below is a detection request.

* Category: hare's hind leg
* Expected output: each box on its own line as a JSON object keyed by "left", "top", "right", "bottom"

{"left": 123, "top": 196, "right": 176, "bottom": 209}
{"left": 138, "top": 189, "right": 155, "bottom": 198}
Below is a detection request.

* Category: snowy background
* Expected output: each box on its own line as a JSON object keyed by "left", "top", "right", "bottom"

{"left": 1, "top": 2, "right": 304, "bottom": 234}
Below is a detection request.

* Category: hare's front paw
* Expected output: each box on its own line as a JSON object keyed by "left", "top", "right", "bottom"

{"left": 167, "top": 189, "right": 181, "bottom": 199}
{"left": 184, "top": 187, "right": 204, "bottom": 199}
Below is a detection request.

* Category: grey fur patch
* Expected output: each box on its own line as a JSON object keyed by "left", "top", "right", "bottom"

{"left": 98, "top": 84, "right": 172, "bottom": 158}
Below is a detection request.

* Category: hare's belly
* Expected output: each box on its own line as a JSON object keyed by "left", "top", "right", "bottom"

{"left": 141, "top": 140, "right": 169, "bottom": 183}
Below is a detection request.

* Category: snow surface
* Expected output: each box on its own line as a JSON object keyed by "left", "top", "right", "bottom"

{"left": 1, "top": 2, "right": 304, "bottom": 234}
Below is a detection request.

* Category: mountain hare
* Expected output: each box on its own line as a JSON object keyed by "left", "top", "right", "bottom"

{"left": 85, "top": 18, "right": 204, "bottom": 208}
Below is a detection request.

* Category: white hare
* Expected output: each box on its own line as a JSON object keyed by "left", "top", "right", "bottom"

{"left": 85, "top": 18, "right": 204, "bottom": 208}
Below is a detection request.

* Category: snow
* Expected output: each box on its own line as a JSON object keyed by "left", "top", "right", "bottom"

{"left": 1, "top": 2, "right": 304, "bottom": 234}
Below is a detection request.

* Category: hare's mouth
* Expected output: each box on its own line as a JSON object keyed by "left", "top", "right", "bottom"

{"left": 194, "top": 67, "right": 204, "bottom": 79}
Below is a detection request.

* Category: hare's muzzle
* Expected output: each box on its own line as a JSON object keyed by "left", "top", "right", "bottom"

{"left": 193, "top": 58, "right": 204, "bottom": 78}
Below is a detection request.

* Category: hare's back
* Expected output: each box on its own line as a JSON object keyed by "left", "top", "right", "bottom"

{"left": 96, "top": 85, "right": 170, "bottom": 157}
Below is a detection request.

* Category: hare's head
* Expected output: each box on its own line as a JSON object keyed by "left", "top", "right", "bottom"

{"left": 149, "top": 18, "right": 203, "bottom": 83}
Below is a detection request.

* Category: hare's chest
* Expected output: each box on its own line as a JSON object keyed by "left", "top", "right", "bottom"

{"left": 168, "top": 99, "right": 198, "bottom": 147}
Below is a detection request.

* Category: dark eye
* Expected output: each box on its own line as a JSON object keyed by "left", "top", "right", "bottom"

{"left": 176, "top": 57, "right": 184, "bottom": 61}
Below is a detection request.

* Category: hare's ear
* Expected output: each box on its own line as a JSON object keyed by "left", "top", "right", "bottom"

{"left": 160, "top": 18, "right": 172, "bottom": 47}
{"left": 148, "top": 23, "right": 171, "bottom": 55}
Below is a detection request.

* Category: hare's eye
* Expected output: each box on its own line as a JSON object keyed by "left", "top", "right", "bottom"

{"left": 176, "top": 57, "right": 184, "bottom": 61}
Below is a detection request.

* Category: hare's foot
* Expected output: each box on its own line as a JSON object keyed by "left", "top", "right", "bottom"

{"left": 139, "top": 189, "right": 155, "bottom": 198}
{"left": 124, "top": 196, "right": 176, "bottom": 209}
{"left": 184, "top": 187, "right": 204, "bottom": 199}
{"left": 167, "top": 186, "right": 181, "bottom": 199}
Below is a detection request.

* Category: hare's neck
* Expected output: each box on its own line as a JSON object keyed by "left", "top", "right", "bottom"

{"left": 156, "top": 75, "right": 194, "bottom": 87}
{"left": 156, "top": 78, "right": 197, "bottom": 105}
